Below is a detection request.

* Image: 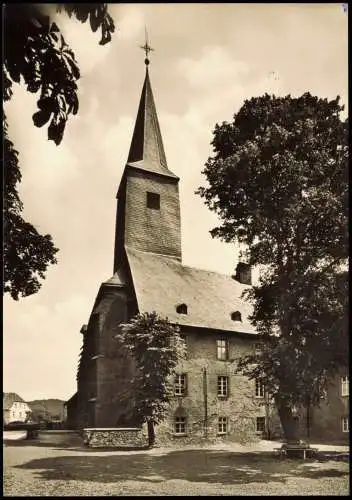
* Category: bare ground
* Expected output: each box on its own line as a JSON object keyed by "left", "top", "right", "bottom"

{"left": 3, "top": 437, "right": 350, "bottom": 496}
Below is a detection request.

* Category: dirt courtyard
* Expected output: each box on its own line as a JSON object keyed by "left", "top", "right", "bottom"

{"left": 3, "top": 437, "right": 350, "bottom": 496}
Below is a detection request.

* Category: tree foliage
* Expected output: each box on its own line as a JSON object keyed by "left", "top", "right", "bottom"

{"left": 4, "top": 3, "right": 115, "bottom": 145}
{"left": 3, "top": 3, "right": 115, "bottom": 300}
{"left": 4, "top": 117, "right": 59, "bottom": 300}
{"left": 197, "top": 93, "right": 348, "bottom": 441}
{"left": 116, "top": 312, "right": 186, "bottom": 442}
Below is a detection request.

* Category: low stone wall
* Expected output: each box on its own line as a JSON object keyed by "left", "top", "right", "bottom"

{"left": 83, "top": 427, "right": 147, "bottom": 448}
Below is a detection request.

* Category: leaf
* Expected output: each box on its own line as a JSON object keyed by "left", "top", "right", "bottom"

{"left": 32, "top": 109, "right": 51, "bottom": 128}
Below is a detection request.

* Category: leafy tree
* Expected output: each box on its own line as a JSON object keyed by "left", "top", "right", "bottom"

{"left": 3, "top": 3, "right": 115, "bottom": 300}
{"left": 197, "top": 93, "right": 348, "bottom": 442}
{"left": 116, "top": 312, "right": 186, "bottom": 447}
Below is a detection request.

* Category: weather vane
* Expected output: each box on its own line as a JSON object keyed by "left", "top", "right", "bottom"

{"left": 140, "top": 26, "right": 154, "bottom": 66}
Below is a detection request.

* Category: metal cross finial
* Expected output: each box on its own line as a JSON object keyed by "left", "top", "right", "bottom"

{"left": 140, "top": 26, "right": 154, "bottom": 66}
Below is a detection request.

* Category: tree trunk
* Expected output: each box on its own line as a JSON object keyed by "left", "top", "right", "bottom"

{"left": 275, "top": 399, "right": 300, "bottom": 443}
{"left": 147, "top": 420, "right": 155, "bottom": 448}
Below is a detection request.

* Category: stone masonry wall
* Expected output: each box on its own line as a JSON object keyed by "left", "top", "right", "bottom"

{"left": 299, "top": 373, "right": 349, "bottom": 443}
{"left": 83, "top": 428, "right": 147, "bottom": 448}
{"left": 154, "top": 329, "right": 273, "bottom": 446}
{"left": 94, "top": 286, "right": 137, "bottom": 428}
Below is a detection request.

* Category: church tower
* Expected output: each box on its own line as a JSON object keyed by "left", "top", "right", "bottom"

{"left": 113, "top": 48, "right": 182, "bottom": 273}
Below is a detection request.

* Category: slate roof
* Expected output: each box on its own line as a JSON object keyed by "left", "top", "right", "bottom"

{"left": 126, "top": 247, "right": 257, "bottom": 335}
{"left": 3, "top": 392, "right": 25, "bottom": 410}
{"left": 126, "top": 67, "right": 178, "bottom": 180}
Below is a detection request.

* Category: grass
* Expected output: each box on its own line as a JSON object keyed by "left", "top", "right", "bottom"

{"left": 3, "top": 438, "right": 350, "bottom": 496}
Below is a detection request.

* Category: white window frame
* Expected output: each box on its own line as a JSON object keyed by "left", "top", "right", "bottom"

{"left": 256, "top": 416, "right": 266, "bottom": 433}
{"left": 342, "top": 416, "right": 349, "bottom": 433}
{"left": 217, "top": 339, "right": 228, "bottom": 361}
{"left": 341, "top": 376, "right": 349, "bottom": 397}
{"left": 175, "top": 374, "right": 187, "bottom": 396}
{"left": 255, "top": 379, "right": 265, "bottom": 398}
{"left": 218, "top": 376, "right": 229, "bottom": 397}
{"left": 218, "top": 416, "right": 228, "bottom": 435}
{"left": 254, "top": 343, "right": 262, "bottom": 355}
{"left": 175, "top": 416, "right": 186, "bottom": 435}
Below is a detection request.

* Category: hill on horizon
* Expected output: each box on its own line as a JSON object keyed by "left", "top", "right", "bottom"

{"left": 27, "top": 398, "right": 66, "bottom": 421}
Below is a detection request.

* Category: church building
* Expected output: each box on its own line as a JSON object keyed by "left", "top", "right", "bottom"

{"left": 67, "top": 52, "right": 349, "bottom": 445}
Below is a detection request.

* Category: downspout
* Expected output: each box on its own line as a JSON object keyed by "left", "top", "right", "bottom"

{"left": 203, "top": 367, "right": 208, "bottom": 438}
{"left": 306, "top": 398, "right": 311, "bottom": 441}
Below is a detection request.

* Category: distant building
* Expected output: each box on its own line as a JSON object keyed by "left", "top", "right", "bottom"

{"left": 3, "top": 393, "right": 32, "bottom": 424}
{"left": 67, "top": 54, "right": 348, "bottom": 444}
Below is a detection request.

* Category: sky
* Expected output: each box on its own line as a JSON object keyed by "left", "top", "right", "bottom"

{"left": 3, "top": 3, "right": 348, "bottom": 402}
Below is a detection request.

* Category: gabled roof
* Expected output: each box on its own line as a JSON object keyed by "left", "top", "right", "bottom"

{"left": 126, "top": 67, "right": 178, "bottom": 180}
{"left": 3, "top": 392, "right": 25, "bottom": 409}
{"left": 65, "top": 393, "right": 78, "bottom": 405}
{"left": 126, "top": 247, "right": 257, "bottom": 335}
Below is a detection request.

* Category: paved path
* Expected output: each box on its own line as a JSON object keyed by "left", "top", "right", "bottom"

{"left": 4, "top": 439, "right": 349, "bottom": 496}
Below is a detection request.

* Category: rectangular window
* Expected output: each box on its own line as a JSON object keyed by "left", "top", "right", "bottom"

{"left": 341, "top": 376, "right": 349, "bottom": 397}
{"left": 255, "top": 379, "right": 265, "bottom": 398}
{"left": 342, "top": 416, "right": 349, "bottom": 433}
{"left": 217, "top": 338, "right": 229, "bottom": 361}
{"left": 218, "top": 376, "right": 229, "bottom": 397}
{"left": 256, "top": 416, "right": 266, "bottom": 433}
{"left": 254, "top": 343, "right": 262, "bottom": 355}
{"left": 175, "top": 417, "right": 186, "bottom": 435}
{"left": 146, "top": 191, "right": 160, "bottom": 210}
{"left": 218, "top": 417, "right": 228, "bottom": 435}
{"left": 175, "top": 374, "right": 187, "bottom": 396}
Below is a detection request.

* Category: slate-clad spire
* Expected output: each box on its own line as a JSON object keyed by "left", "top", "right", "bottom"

{"left": 113, "top": 36, "right": 182, "bottom": 273}
{"left": 126, "top": 46, "right": 177, "bottom": 179}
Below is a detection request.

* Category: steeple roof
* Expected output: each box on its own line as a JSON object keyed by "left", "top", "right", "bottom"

{"left": 127, "top": 67, "right": 178, "bottom": 179}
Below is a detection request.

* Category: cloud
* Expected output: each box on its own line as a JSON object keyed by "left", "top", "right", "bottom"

{"left": 177, "top": 46, "right": 250, "bottom": 89}
{"left": 3, "top": 293, "right": 92, "bottom": 401}
{"left": 103, "top": 116, "right": 135, "bottom": 177}
{"left": 115, "top": 6, "right": 145, "bottom": 42}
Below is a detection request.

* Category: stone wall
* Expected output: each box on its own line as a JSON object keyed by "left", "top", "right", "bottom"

{"left": 83, "top": 428, "right": 147, "bottom": 448}
{"left": 154, "top": 328, "right": 276, "bottom": 445}
{"left": 95, "top": 287, "right": 137, "bottom": 428}
{"left": 298, "top": 374, "right": 349, "bottom": 444}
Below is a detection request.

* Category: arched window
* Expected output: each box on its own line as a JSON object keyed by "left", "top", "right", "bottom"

{"left": 231, "top": 311, "right": 242, "bottom": 322}
{"left": 176, "top": 303, "right": 188, "bottom": 315}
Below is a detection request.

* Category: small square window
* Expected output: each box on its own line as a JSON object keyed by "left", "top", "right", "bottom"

{"left": 175, "top": 416, "right": 186, "bottom": 435}
{"left": 175, "top": 374, "right": 187, "bottom": 396}
{"left": 217, "top": 339, "right": 229, "bottom": 361}
{"left": 255, "top": 379, "right": 265, "bottom": 398}
{"left": 256, "top": 416, "right": 266, "bottom": 433}
{"left": 147, "top": 191, "right": 160, "bottom": 209}
{"left": 342, "top": 416, "right": 349, "bottom": 433}
{"left": 218, "top": 416, "right": 228, "bottom": 435}
{"left": 218, "top": 376, "right": 229, "bottom": 397}
{"left": 341, "top": 376, "right": 349, "bottom": 397}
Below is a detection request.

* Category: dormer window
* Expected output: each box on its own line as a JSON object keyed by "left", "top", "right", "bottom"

{"left": 147, "top": 191, "right": 160, "bottom": 210}
{"left": 176, "top": 303, "right": 188, "bottom": 315}
{"left": 231, "top": 311, "right": 242, "bottom": 322}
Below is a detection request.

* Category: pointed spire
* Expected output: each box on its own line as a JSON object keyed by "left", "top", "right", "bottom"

{"left": 127, "top": 33, "right": 177, "bottom": 179}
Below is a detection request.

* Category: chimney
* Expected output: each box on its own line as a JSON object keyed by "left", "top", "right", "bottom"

{"left": 234, "top": 262, "right": 252, "bottom": 285}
